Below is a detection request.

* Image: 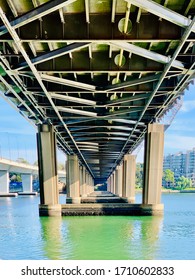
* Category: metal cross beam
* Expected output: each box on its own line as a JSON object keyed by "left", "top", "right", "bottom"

{"left": 50, "top": 93, "right": 96, "bottom": 106}
{"left": 105, "top": 93, "right": 150, "bottom": 106}
{"left": 110, "top": 42, "right": 184, "bottom": 69}
{"left": 40, "top": 74, "right": 96, "bottom": 91}
{"left": 125, "top": 0, "right": 195, "bottom": 33}
{"left": 15, "top": 43, "right": 91, "bottom": 70}
{"left": 0, "top": 0, "right": 77, "bottom": 36}
{"left": 104, "top": 73, "right": 161, "bottom": 91}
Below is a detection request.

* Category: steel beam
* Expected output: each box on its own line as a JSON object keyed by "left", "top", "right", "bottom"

{"left": 104, "top": 73, "right": 161, "bottom": 91}
{"left": 125, "top": 0, "right": 195, "bottom": 32}
{"left": 40, "top": 74, "right": 96, "bottom": 91}
{"left": 50, "top": 93, "right": 96, "bottom": 106}
{"left": 68, "top": 126, "right": 140, "bottom": 132}
{"left": 105, "top": 93, "right": 150, "bottom": 106}
{"left": 57, "top": 106, "right": 97, "bottom": 117}
{"left": 110, "top": 42, "right": 184, "bottom": 69}
{"left": 0, "top": 0, "right": 77, "bottom": 36}
{"left": 15, "top": 43, "right": 90, "bottom": 70}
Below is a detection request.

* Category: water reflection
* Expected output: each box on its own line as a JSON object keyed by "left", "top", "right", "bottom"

{"left": 40, "top": 216, "right": 72, "bottom": 260}
{"left": 39, "top": 215, "right": 163, "bottom": 260}
{"left": 1, "top": 194, "right": 195, "bottom": 259}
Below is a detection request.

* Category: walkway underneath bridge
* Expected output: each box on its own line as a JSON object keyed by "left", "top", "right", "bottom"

{"left": 0, "top": 0, "right": 194, "bottom": 215}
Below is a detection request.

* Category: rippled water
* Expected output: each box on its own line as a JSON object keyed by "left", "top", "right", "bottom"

{"left": 0, "top": 193, "right": 195, "bottom": 260}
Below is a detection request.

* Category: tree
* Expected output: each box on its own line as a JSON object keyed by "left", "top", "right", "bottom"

{"left": 136, "top": 163, "right": 143, "bottom": 188}
{"left": 176, "top": 176, "right": 192, "bottom": 190}
{"left": 9, "top": 173, "right": 22, "bottom": 182}
{"left": 58, "top": 162, "right": 65, "bottom": 171}
{"left": 16, "top": 158, "right": 29, "bottom": 164}
{"left": 163, "top": 169, "right": 175, "bottom": 188}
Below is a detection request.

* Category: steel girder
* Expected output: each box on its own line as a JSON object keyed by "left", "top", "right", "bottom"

{"left": 0, "top": 0, "right": 194, "bottom": 180}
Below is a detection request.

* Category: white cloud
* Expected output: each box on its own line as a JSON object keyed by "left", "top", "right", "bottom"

{"left": 180, "top": 100, "right": 195, "bottom": 113}
{"left": 165, "top": 119, "right": 195, "bottom": 133}
{"left": 164, "top": 134, "right": 195, "bottom": 154}
{"left": 133, "top": 134, "right": 195, "bottom": 163}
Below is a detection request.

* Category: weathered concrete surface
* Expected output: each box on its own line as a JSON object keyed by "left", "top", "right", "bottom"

{"left": 66, "top": 191, "right": 128, "bottom": 203}
{"left": 61, "top": 203, "right": 164, "bottom": 216}
{"left": 81, "top": 197, "right": 127, "bottom": 203}
{"left": 39, "top": 204, "right": 62, "bottom": 217}
{"left": 37, "top": 124, "right": 59, "bottom": 206}
{"left": 143, "top": 124, "right": 164, "bottom": 205}
{"left": 88, "top": 191, "right": 115, "bottom": 197}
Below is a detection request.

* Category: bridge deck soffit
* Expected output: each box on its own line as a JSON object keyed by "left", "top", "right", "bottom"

{"left": 0, "top": 0, "right": 194, "bottom": 179}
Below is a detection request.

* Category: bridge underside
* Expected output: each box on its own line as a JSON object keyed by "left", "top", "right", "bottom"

{"left": 0, "top": 0, "right": 194, "bottom": 183}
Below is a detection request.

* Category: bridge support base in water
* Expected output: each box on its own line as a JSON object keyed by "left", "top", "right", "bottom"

{"left": 39, "top": 204, "right": 62, "bottom": 216}
{"left": 0, "top": 192, "right": 18, "bottom": 197}
{"left": 61, "top": 203, "right": 164, "bottom": 216}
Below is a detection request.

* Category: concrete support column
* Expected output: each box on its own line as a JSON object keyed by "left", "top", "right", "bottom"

{"left": 107, "top": 176, "right": 111, "bottom": 192}
{"left": 115, "top": 165, "right": 123, "bottom": 197}
{"left": 83, "top": 168, "right": 88, "bottom": 196}
{"left": 90, "top": 176, "right": 94, "bottom": 193}
{"left": 80, "top": 166, "right": 86, "bottom": 197}
{"left": 21, "top": 174, "right": 33, "bottom": 193}
{"left": 66, "top": 155, "right": 81, "bottom": 204}
{"left": 142, "top": 123, "right": 164, "bottom": 215}
{"left": 86, "top": 173, "right": 91, "bottom": 194}
{"left": 0, "top": 170, "right": 9, "bottom": 193}
{"left": 37, "top": 124, "right": 61, "bottom": 216}
{"left": 111, "top": 172, "right": 115, "bottom": 194}
{"left": 122, "top": 155, "right": 136, "bottom": 203}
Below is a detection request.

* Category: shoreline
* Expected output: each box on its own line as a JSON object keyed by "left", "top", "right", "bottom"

{"left": 136, "top": 189, "right": 195, "bottom": 193}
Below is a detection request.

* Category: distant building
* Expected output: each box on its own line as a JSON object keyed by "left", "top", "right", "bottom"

{"left": 163, "top": 148, "right": 195, "bottom": 187}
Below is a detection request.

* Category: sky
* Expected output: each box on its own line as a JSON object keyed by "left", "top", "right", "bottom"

{"left": 0, "top": 82, "right": 195, "bottom": 164}
{"left": 136, "top": 82, "right": 195, "bottom": 162}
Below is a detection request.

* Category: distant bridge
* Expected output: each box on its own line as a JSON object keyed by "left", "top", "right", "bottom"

{"left": 0, "top": 157, "right": 66, "bottom": 195}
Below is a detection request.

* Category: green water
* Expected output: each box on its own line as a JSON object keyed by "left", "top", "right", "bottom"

{"left": 0, "top": 193, "right": 195, "bottom": 259}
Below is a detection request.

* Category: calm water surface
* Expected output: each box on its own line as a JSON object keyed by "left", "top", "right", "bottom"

{"left": 0, "top": 193, "right": 195, "bottom": 260}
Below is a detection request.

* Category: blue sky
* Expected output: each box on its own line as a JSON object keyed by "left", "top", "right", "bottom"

{"left": 163, "top": 83, "right": 195, "bottom": 155}
{"left": 0, "top": 93, "right": 66, "bottom": 164}
{"left": 136, "top": 82, "right": 195, "bottom": 162}
{"left": 0, "top": 83, "right": 195, "bottom": 164}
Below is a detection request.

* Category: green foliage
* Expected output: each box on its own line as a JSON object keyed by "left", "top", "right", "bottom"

{"left": 136, "top": 163, "right": 143, "bottom": 188}
{"left": 9, "top": 173, "right": 22, "bottom": 182}
{"left": 163, "top": 169, "right": 174, "bottom": 188}
{"left": 58, "top": 162, "right": 65, "bottom": 171}
{"left": 16, "top": 158, "right": 29, "bottom": 164}
{"left": 16, "top": 174, "right": 22, "bottom": 182}
{"left": 175, "top": 176, "right": 192, "bottom": 190}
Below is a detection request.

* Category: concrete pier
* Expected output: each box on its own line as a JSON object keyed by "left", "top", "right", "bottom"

{"left": 0, "top": 170, "right": 9, "bottom": 193}
{"left": 115, "top": 165, "right": 123, "bottom": 197}
{"left": 61, "top": 204, "right": 164, "bottom": 216}
{"left": 21, "top": 174, "right": 33, "bottom": 192}
{"left": 66, "top": 155, "right": 81, "bottom": 204}
{"left": 110, "top": 172, "right": 115, "bottom": 194}
{"left": 142, "top": 123, "right": 164, "bottom": 215}
{"left": 122, "top": 154, "right": 136, "bottom": 203}
{"left": 37, "top": 124, "right": 61, "bottom": 216}
{"left": 79, "top": 166, "right": 86, "bottom": 197}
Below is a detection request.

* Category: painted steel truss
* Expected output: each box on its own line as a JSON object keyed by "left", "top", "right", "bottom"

{"left": 0, "top": 0, "right": 194, "bottom": 180}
